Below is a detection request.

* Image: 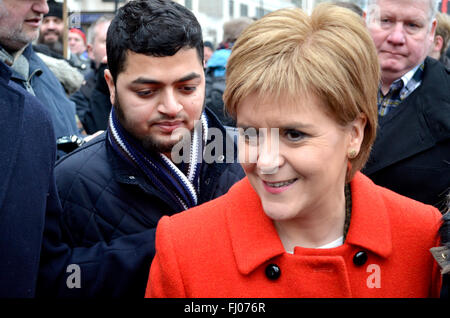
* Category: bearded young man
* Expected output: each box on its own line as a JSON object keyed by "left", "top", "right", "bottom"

{"left": 41, "top": 0, "right": 243, "bottom": 297}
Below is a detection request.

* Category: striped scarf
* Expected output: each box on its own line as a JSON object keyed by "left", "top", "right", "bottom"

{"left": 107, "top": 107, "right": 208, "bottom": 211}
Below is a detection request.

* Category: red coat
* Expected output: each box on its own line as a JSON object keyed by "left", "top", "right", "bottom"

{"left": 146, "top": 172, "right": 442, "bottom": 298}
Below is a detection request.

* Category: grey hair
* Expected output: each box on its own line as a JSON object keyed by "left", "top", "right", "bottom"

{"left": 87, "top": 14, "right": 114, "bottom": 45}
{"left": 222, "top": 17, "right": 254, "bottom": 43}
{"left": 366, "top": 0, "right": 439, "bottom": 27}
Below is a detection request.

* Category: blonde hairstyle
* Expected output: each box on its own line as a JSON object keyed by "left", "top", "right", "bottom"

{"left": 435, "top": 12, "right": 450, "bottom": 57}
{"left": 223, "top": 3, "right": 380, "bottom": 181}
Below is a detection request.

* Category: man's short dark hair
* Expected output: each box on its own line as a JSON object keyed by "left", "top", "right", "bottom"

{"left": 107, "top": 0, "right": 204, "bottom": 82}
{"left": 204, "top": 41, "right": 214, "bottom": 51}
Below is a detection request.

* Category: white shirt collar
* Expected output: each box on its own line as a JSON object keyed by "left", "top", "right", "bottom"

{"left": 399, "top": 63, "right": 421, "bottom": 87}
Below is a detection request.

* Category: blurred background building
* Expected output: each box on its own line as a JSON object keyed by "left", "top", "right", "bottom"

{"left": 61, "top": 0, "right": 448, "bottom": 48}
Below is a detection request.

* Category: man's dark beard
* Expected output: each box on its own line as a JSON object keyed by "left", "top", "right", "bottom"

{"left": 113, "top": 94, "right": 189, "bottom": 154}
{"left": 37, "top": 33, "right": 63, "bottom": 56}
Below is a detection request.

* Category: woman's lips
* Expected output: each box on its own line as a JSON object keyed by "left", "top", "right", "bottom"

{"left": 262, "top": 178, "right": 298, "bottom": 194}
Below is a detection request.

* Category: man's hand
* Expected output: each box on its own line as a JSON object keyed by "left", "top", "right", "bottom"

{"left": 84, "top": 130, "right": 104, "bottom": 143}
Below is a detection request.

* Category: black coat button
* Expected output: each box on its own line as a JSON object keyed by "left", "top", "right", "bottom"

{"left": 353, "top": 251, "right": 368, "bottom": 266}
{"left": 265, "top": 264, "right": 281, "bottom": 280}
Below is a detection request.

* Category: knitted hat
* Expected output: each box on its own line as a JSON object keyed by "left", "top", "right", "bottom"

{"left": 69, "top": 28, "right": 87, "bottom": 44}
{"left": 45, "top": 0, "right": 63, "bottom": 19}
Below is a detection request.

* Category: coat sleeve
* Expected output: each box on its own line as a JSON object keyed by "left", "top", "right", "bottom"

{"left": 146, "top": 216, "right": 186, "bottom": 298}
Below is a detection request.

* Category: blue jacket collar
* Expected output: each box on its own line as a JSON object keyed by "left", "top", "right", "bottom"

{"left": 0, "top": 59, "right": 12, "bottom": 83}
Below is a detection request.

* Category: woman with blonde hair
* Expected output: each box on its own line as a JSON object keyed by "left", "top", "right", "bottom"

{"left": 146, "top": 4, "right": 442, "bottom": 297}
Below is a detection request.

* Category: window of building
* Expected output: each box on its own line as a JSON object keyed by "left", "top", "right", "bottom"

{"left": 229, "top": 0, "right": 234, "bottom": 17}
{"left": 185, "top": 0, "right": 193, "bottom": 10}
{"left": 291, "top": 0, "right": 302, "bottom": 8}
{"left": 199, "top": 0, "right": 223, "bottom": 18}
{"left": 240, "top": 3, "right": 248, "bottom": 17}
{"left": 256, "top": 7, "right": 270, "bottom": 18}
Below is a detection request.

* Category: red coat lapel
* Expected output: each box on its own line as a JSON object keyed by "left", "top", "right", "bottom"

{"left": 225, "top": 173, "right": 393, "bottom": 276}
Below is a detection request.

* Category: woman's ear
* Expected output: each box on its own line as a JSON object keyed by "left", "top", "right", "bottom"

{"left": 347, "top": 113, "right": 367, "bottom": 157}
{"left": 104, "top": 69, "right": 116, "bottom": 106}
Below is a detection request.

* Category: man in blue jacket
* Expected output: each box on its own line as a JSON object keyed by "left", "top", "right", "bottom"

{"left": 0, "top": 0, "right": 82, "bottom": 157}
{"left": 37, "top": 0, "right": 244, "bottom": 297}
{"left": 0, "top": 59, "right": 56, "bottom": 298}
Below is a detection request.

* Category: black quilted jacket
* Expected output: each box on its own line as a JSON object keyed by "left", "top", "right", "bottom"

{"left": 55, "top": 113, "right": 244, "bottom": 248}
{"left": 47, "top": 111, "right": 244, "bottom": 297}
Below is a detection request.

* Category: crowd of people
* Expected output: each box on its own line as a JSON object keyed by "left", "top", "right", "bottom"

{"left": 0, "top": 0, "right": 449, "bottom": 299}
